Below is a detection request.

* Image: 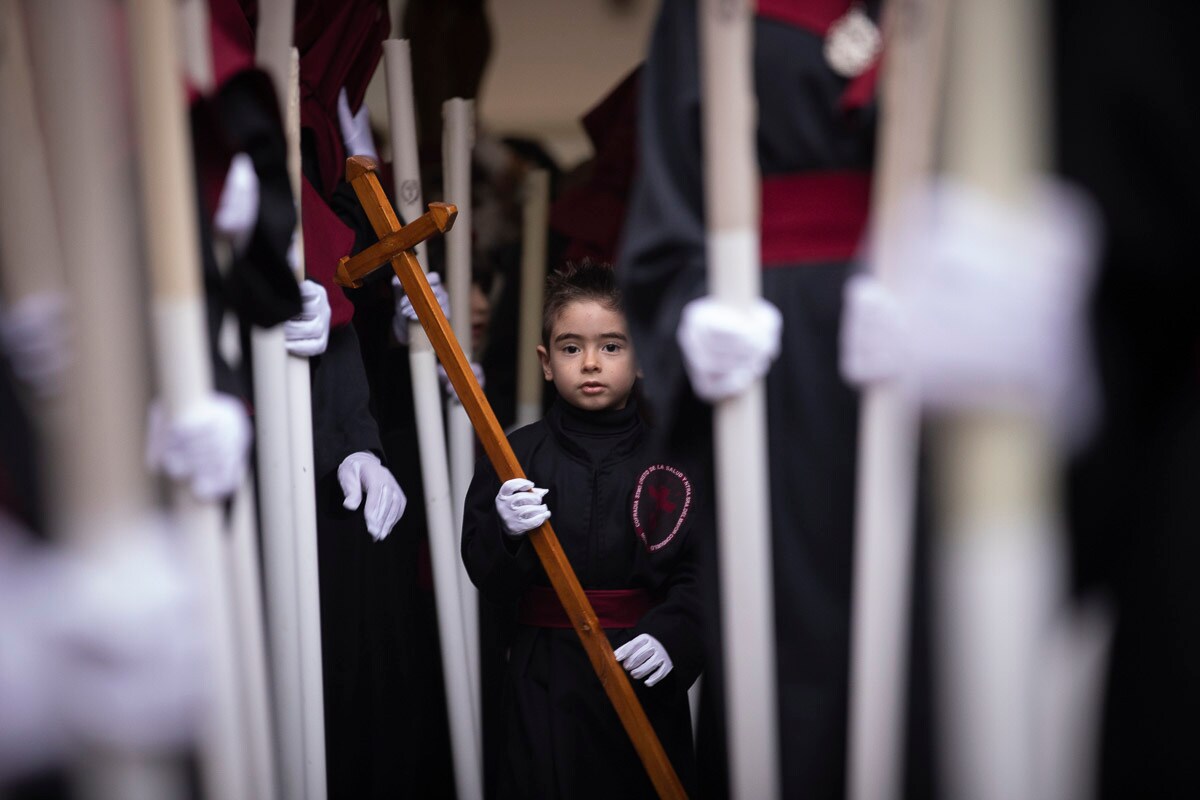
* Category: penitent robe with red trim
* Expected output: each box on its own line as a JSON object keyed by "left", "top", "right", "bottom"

{"left": 616, "top": 1, "right": 881, "bottom": 797}
{"left": 462, "top": 396, "right": 707, "bottom": 798}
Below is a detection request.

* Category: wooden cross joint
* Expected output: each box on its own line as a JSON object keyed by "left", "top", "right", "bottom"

{"left": 333, "top": 156, "right": 458, "bottom": 288}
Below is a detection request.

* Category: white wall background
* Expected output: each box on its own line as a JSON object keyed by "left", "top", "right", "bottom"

{"left": 366, "top": 0, "right": 657, "bottom": 169}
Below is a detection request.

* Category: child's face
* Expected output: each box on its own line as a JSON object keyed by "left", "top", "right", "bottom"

{"left": 537, "top": 300, "right": 638, "bottom": 412}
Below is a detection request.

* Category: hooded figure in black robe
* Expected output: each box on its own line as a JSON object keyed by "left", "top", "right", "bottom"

{"left": 617, "top": 1, "right": 880, "bottom": 797}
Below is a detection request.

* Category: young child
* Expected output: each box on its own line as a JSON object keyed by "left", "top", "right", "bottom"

{"left": 462, "top": 260, "right": 705, "bottom": 798}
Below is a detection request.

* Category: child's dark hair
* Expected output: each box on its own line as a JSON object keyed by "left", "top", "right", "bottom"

{"left": 541, "top": 259, "right": 622, "bottom": 346}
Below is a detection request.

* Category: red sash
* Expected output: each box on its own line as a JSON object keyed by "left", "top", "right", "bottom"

{"left": 518, "top": 586, "right": 655, "bottom": 630}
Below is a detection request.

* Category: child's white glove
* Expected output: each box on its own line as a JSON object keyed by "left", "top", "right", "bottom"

{"left": 337, "top": 87, "right": 378, "bottom": 161}
{"left": 146, "top": 393, "right": 252, "bottom": 502}
{"left": 614, "top": 633, "right": 673, "bottom": 687}
{"left": 337, "top": 452, "right": 406, "bottom": 541}
{"left": 284, "top": 279, "right": 331, "bottom": 358}
{"left": 494, "top": 478, "right": 550, "bottom": 538}
{"left": 676, "top": 296, "right": 783, "bottom": 402}
{"left": 392, "top": 272, "right": 450, "bottom": 345}
{"left": 213, "top": 153, "right": 259, "bottom": 257}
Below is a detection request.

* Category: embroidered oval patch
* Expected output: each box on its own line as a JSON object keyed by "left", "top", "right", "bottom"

{"left": 631, "top": 464, "right": 692, "bottom": 552}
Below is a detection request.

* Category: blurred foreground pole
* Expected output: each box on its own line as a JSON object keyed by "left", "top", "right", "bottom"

{"left": 283, "top": 46, "right": 329, "bottom": 800}
{"left": 253, "top": 2, "right": 328, "bottom": 799}
{"left": 696, "top": 1, "right": 779, "bottom": 797}
{"left": 846, "top": 2, "right": 949, "bottom": 799}
{"left": 0, "top": 0, "right": 67, "bottom": 436}
{"left": 176, "top": 6, "right": 279, "bottom": 796}
{"left": 515, "top": 168, "right": 550, "bottom": 428}
{"left": 443, "top": 95, "right": 483, "bottom": 741}
{"left": 385, "top": 39, "right": 483, "bottom": 800}
{"left": 935, "top": 1, "right": 1057, "bottom": 798}
{"left": 21, "top": 0, "right": 187, "bottom": 797}
{"left": 127, "top": 0, "right": 249, "bottom": 797}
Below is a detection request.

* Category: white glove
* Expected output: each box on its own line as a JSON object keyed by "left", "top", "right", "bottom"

{"left": 337, "top": 452, "right": 406, "bottom": 541}
{"left": 840, "top": 272, "right": 911, "bottom": 386}
{"left": 284, "top": 279, "right": 331, "bottom": 357}
{"left": 1, "top": 516, "right": 203, "bottom": 774}
{"left": 337, "top": 87, "right": 378, "bottom": 161}
{"left": 614, "top": 633, "right": 673, "bottom": 687}
{"left": 213, "top": 152, "right": 259, "bottom": 256}
{"left": 0, "top": 290, "right": 71, "bottom": 398}
{"left": 50, "top": 519, "right": 205, "bottom": 753}
{"left": 677, "top": 296, "right": 783, "bottom": 402}
{"left": 841, "top": 179, "right": 1099, "bottom": 443}
{"left": 146, "top": 392, "right": 251, "bottom": 501}
{"left": 438, "top": 361, "right": 485, "bottom": 404}
{"left": 494, "top": 478, "right": 550, "bottom": 537}
{"left": 392, "top": 272, "right": 450, "bottom": 345}
{"left": 0, "top": 518, "right": 67, "bottom": 779}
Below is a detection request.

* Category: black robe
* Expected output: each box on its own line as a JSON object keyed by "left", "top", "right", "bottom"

{"left": 617, "top": 2, "right": 879, "bottom": 797}
{"left": 1056, "top": 2, "right": 1200, "bottom": 796}
{"left": 462, "top": 397, "right": 706, "bottom": 798}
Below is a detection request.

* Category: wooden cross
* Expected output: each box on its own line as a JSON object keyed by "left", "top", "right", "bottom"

{"left": 336, "top": 156, "right": 687, "bottom": 800}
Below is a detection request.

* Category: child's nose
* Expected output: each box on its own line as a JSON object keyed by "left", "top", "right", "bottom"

{"left": 582, "top": 348, "right": 600, "bottom": 371}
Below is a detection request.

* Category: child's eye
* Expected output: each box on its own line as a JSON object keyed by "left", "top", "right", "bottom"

{"left": 601, "top": 343, "right": 622, "bottom": 354}
{"left": 562, "top": 344, "right": 581, "bottom": 355}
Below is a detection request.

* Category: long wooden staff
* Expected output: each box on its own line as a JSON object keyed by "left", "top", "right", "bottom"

{"left": 382, "top": 40, "right": 484, "bottom": 799}
{"left": 19, "top": 1, "right": 186, "bottom": 797}
{"left": 696, "top": 2, "right": 779, "bottom": 797}
{"left": 127, "top": 1, "right": 252, "bottom": 797}
{"left": 847, "top": 3, "right": 950, "bottom": 800}
{"left": 337, "top": 156, "right": 687, "bottom": 800}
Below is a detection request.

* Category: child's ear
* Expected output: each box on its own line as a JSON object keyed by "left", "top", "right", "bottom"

{"left": 537, "top": 345, "right": 553, "bottom": 381}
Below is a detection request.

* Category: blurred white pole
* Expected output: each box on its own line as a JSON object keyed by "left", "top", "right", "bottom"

{"left": 175, "top": 5, "right": 280, "bottom": 796}
{"left": 846, "top": 3, "right": 949, "bottom": 800}
{"left": 515, "top": 169, "right": 549, "bottom": 428}
{"left": 127, "top": 1, "right": 250, "bottom": 797}
{"left": 385, "top": 39, "right": 483, "bottom": 800}
{"left": 443, "top": 96, "right": 483, "bottom": 742}
{"left": 248, "top": 317, "right": 302, "bottom": 800}
{"left": 0, "top": 0, "right": 67, "bottom": 404}
{"left": 383, "top": 40, "right": 429, "bottom": 266}
{"left": 697, "top": 2, "right": 780, "bottom": 798}
{"left": 20, "top": 1, "right": 187, "bottom": 797}
{"left": 251, "top": 3, "right": 311, "bottom": 799}
{"left": 936, "top": 1, "right": 1056, "bottom": 799}
{"left": 442, "top": 97, "right": 475, "bottom": 533}
{"left": 283, "top": 47, "right": 329, "bottom": 800}
{"left": 226, "top": 476, "right": 280, "bottom": 800}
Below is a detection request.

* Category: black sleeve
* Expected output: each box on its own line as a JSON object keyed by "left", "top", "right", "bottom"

{"left": 216, "top": 71, "right": 303, "bottom": 328}
{"left": 461, "top": 456, "right": 541, "bottom": 602}
{"left": 615, "top": 0, "right": 710, "bottom": 444}
{"left": 310, "top": 323, "right": 384, "bottom": 479}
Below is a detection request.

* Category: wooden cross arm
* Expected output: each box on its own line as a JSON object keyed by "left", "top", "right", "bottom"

{"left": 342, "top": 159, "right": 687, "bottom": 800}
{"left": 334, "top": 202, "right": 457, "bottom": 288}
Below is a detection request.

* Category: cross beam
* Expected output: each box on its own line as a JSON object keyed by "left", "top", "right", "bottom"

{"left": 338, "top": 155, "right": 687, "bottom": 799}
